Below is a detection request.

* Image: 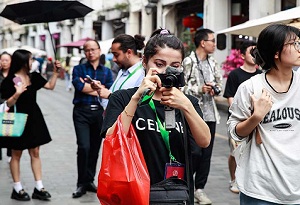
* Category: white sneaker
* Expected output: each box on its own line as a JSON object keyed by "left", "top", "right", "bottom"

{"left": 194, "top": 189, "right": 212, "bottom": 205}
{"left": 230, "top": 179, "right": 239, "bottom": 194}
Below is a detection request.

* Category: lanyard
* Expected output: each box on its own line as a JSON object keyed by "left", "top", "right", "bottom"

{"left": 112, "top": 64, "right": 142, "bottom": 92}
{"left": 148, "top": 98, "right": 176, "bottom": 162}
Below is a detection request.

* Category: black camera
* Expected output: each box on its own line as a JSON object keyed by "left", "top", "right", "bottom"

{"left": 211, "top": 85, "right": 221, "bottom": 95}
{"left": 157, "top": 66, "right": 185, "bottom": 88}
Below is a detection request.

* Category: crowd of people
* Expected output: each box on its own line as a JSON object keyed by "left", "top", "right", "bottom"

{"left": 1, "top": 23, "right": 300, "bottom": 205}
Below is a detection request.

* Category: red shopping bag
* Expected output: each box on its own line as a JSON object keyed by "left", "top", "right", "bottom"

{"left": 97, "top": 115, "right": 150, "bottom": 205}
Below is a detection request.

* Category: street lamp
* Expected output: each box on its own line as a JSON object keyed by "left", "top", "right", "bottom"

{"left": 145, "top": 3, "right": 156, "bottom": 15}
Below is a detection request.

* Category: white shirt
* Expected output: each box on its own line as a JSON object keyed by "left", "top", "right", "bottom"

{"left": 102, "top": 61, "right": 145, "bottom": 109}
{"left": 228, "top": 72, "right": 300, "bottom": 204}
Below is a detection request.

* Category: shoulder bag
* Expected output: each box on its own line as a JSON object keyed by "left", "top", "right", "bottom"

{"left": 150, "top": 110, "right": 191, "bottom": 204}
{"left": 0, "top": 104, "right": 28, "bottom": 137}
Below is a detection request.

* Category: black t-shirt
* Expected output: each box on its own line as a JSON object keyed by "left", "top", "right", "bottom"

{"left": 223, "top": 67, "right": 262, "bottom": 99}
{"left": 101, "top": 87, "right": 203, "bottom": 185}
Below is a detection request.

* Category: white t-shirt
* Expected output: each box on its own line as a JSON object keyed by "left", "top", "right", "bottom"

{"left": 228, "top": 72, "right": 300, "bottom": 204}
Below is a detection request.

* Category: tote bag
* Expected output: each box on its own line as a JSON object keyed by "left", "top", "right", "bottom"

{"left": 0, "top": 104, "right": 28, "bottom": 137}
{"left": 97, "top": 115, "right": 150, "bottom": 205}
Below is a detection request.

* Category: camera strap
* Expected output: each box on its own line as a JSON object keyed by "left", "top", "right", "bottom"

{"left": 194, "top": 52, "right": 214, "bottom": 85}
{"left": 148, "top": 99, "right": 177, "bottom": 162}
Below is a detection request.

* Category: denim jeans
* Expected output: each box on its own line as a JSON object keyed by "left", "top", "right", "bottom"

{"left": 240, "top": 192, "right": 300, "bottom": 205}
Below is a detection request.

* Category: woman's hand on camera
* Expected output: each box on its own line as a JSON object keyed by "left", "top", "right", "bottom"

{"left": 159, "top": 87, "right": 191, "bottom": 110}
{"left": 133, "top": 68, "right": 161, "bottom": 100}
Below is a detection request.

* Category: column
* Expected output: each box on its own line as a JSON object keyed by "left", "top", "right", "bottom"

{"left": 126, "top": 12, "right": 139, "bottom": 36}
{"left": 204, "top": 0, "right": 230, "bottom": 75}
{"left": 141, "top": 8, "right": 153, "bottom": 38}
{"left": 101, "top": 21, "right": 114, "bottom": 40}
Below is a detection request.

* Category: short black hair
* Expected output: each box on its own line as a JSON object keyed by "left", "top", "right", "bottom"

{"left": 253, "top": 24, "right": 300, "bottom": 70}
{"left": 239, "top": 40, "right": 257, "bottom": 55}
{"left": 194, "top": 28, "right": 214, "bottom": 48}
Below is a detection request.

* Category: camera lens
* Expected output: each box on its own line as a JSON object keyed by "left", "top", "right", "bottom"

{"left": 164, "top": 75, "right": 177, "bottom": 88}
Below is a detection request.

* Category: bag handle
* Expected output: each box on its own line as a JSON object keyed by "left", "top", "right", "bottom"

{"left": 0, "top": 101, "right": 11, "bottom": 113}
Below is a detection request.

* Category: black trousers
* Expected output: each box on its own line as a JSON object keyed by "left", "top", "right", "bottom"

{"left": 73, "top": 106, "right": 103, "bottom": 187}
{"left": 193, "top": 121, "right": 216, "bottom": 189}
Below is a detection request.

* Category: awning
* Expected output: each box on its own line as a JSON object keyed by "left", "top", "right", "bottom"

{"left": 57, "top": 37, "right": 114, "bottom": 54}
{"left": 216, "top": 6, "right": 300, "bottom": 37}
{"left": 56, "top": 37, "right": 93, "bottom": 48}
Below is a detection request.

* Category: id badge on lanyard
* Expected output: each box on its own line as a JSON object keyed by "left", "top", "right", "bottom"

{"left": 164, "top": 162, "right": 185, "bottom": 180}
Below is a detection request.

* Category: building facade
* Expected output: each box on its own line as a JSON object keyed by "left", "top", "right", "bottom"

{"left": 0, "top": 0, "right": 299, "bottom": 63}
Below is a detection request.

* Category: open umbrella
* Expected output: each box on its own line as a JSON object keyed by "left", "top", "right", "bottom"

{"left": 0, "top": 0, "right": 93, "bottom": 57}
{"left": 216, "top": 6, "right": 300, "bottom": 37}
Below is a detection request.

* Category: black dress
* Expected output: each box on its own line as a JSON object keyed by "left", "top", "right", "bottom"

{"left": 0, "top": 72, "right": 52, "bottom": 150}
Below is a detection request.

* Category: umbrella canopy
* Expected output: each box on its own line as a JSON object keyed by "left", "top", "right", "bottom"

{"left": 0, "top": 0, "right": 93, "bottom": 58}
{"left": 57, "top": 37, "right": 93, "bottom": 48}
{"left": 0, "top": 45, "right": 47, "bottom": 56}
{"left": 216, "top": 6, "right": 300, "bottom": 37}
{"left": 0, "top": 0, "right": 93, "bottom": 24}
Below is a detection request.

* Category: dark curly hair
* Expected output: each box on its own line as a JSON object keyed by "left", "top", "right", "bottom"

{"left": 112, "top": 34, "right": 145, "bottom": 55}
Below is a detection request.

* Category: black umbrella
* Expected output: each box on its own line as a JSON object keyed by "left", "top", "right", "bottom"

{"left": 0, "top": 0, "right": 93, "bottom": 57}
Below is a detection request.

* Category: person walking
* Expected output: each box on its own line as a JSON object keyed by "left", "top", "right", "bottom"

{"left": 94, "top": 34, "right": 145, "bottom": 109}
{"left": 62, "top": 56, "right": 72, "bottom": 91}
{"left": 182, "top": 28, "right": 222, "bottom": 204}
{"left": 0, "top": 49, "right": 61, "bottom": 201}
{"left": 223, "top": 40, "right": 261, "bottom": 194}
{"left": 71, "top": 40, "right": 113, "bottom": 198}
{"left": 0, "top": 52, "right": 12, "bottom": 162}
{"left": 228, "top": 24, "right": 300, "bottom": 204}
{"left": 101, "top": 28, "right": 211, "bottom": 204}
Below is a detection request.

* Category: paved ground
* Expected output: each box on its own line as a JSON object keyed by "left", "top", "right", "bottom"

{"left": 0, "top": 79, "right": 239, "bottom": 205}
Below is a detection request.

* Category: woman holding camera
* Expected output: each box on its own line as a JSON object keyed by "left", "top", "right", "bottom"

{"left": 101, "top": 29, "right": 210, "bottom": 204}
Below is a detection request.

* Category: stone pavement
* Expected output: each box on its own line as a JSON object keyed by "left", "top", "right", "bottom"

{"left": 0, "top": 79, "right": 239, "bottom": 205}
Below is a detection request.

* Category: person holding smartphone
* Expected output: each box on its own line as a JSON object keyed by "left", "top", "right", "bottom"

{"left": 91, "top": 34, "right": 145, "bottom": 109}
{"left": 71, "top": 39, "right": 113, "bottom": 198}
{"left": 0, "top": 49, "right": 61, "bottom": 201}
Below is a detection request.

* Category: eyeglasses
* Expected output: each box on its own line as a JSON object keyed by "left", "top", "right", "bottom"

{"left": 284, "top": 41, "right": 300, "bottom": 52}
{"left": 84, "top": 48, "right": 100, "bottom": 53}
{"left": 204, "top": 39, "right": 216, "bottom": 43}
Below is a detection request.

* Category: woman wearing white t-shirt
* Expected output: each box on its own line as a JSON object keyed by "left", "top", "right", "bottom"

{"left": 228, "top": 24, "right": 300, "bottom": 204}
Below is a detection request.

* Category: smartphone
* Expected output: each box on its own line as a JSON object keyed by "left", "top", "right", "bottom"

{"left": 13, "top": 76, "right": 22, "bottom": 86}
{"left": 85, "top": 75, "right": 94, "bottom": 83}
